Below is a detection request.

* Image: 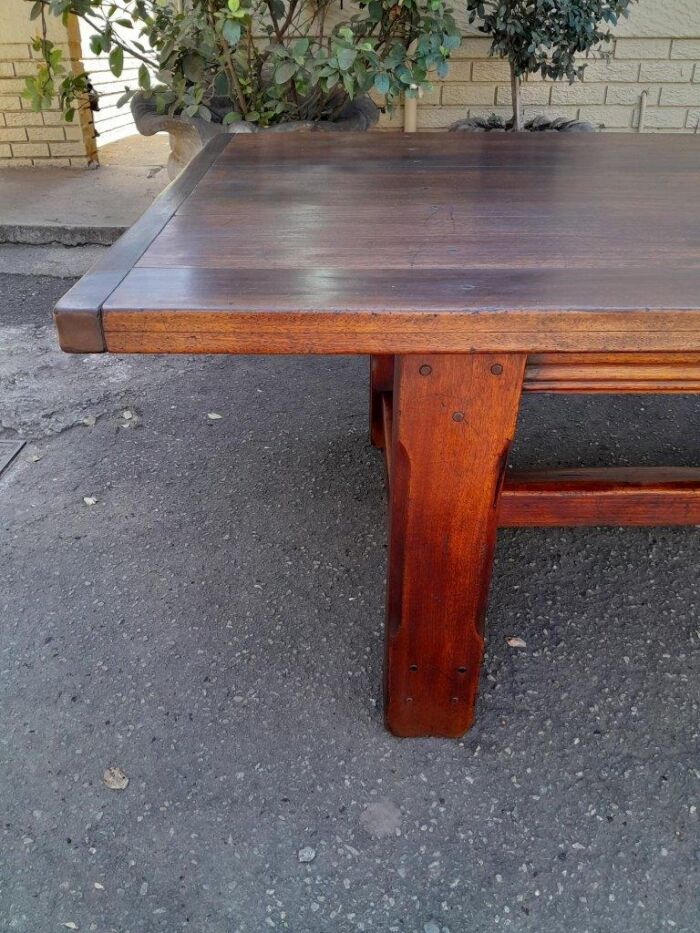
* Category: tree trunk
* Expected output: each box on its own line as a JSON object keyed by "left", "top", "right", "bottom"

{"left": 510, "top": 60, "right": 524, "bottom": 131}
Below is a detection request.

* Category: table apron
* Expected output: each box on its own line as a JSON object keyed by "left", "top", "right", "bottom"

{"left": 99, "top": 310, "right": 700, "bottom": 356}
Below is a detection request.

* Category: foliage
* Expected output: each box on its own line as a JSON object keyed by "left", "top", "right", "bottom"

{"left": 464, "top": 0, "right": 637, "bottom": 128}
{"left": 24, "top": 0, "right": 462, "bottom": 127}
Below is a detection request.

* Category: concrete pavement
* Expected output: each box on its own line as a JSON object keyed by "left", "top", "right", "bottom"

{"left": 0, "top": 253, "right": 699, "bottom": 932}
{"left": 0, "top": 136, "right": 170, "bottom": 246}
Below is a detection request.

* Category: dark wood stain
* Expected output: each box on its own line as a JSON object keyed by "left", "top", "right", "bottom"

{"left": 55, "top": 132, "right": 700, "bottom": 355}
{"left": 54, "top": 134, "right": 229, "bottom": 352}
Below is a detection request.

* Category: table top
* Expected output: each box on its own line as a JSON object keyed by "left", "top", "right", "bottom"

{"left": 55, "top": 132, "right": 700, "bottom": 355}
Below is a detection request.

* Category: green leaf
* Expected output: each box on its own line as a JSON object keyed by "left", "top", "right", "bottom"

{"left": 182, "top": 52, "right": 204, "bottom": 83}
{"left": 89, "top": 35, "right": 103, "bottom": 56}
{"left": 30, "top": 2, "right": 43, "bottom": 21}
{"left": 337, "top": 48, "right": 357, "bottom": 72}
{"left": 138, "top": 64, "right": 150, "bottom": 90}
{"left": 373, "top": 72, "right": 389, "bottom": 95}
{"left": 227, "top": 0, "right": 240, "bottom": 11}
{"left": 222, "top": 20, "right": 241, "bottom": 46}
{"left": 291, "top": 38, "right": 310, "bottom": 59}
{"left": 65, "top": 107, "right": 75, "bottom": 122}
{"left": 274, "top": 61, "right": 296, "bottom": 84}
{"left": 214, "top": 70, "right": 230, "bottom": 96}
{"left": 223, "top": 110, "right": 242, "bottom": 124}
{"left": 109, "top": 46, "right": 124, "bottom": 78}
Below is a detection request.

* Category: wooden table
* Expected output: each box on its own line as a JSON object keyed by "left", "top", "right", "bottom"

{"left": 55, "top": 132, "right": 700, "bottom": 738}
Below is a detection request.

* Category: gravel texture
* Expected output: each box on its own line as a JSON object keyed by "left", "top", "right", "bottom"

{"left": 1, "top": 270, "right": 699, "bottom": 933}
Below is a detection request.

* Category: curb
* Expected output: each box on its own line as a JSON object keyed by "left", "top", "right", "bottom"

{"left": 0, "top": 224, "right": 125, "bottom": 247}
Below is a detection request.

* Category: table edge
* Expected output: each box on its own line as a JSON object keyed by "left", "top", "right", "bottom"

{"left": 99, "top": 307, "right": 700, "bottom": 354}
{"left": 53, "top": 134, "right": 231, "bottom": 353}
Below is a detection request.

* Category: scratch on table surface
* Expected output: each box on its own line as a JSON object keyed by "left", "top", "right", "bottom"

{"left": 424, "top": 204, "right": 457, "bottom": 234}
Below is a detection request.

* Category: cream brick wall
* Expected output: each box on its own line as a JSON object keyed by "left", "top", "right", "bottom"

{"left": 0, "top": 1, "right": 97, "bottom": 166}
{"left": 393, "top": 0, "right": 700, "bottom": 133}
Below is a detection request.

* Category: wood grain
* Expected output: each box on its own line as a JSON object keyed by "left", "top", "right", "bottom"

{"left": 370, "top": 355, "right": 395, "bottom": 448}
{"left": 53, "top": 135, "right": 230, "bottom": 352}
{"left": 524, "top": 353, "right": 700, "bottom": 393}
{"left": 56, "top": 132, "right": 700, "bottom": 355}
{"left": 378, "top": 390, "right": 700, "bottom": 528}
{"left": 381, "top": 393, "right": 393, "bottom": 483}
{"left": 499, "top": 467, "right": 700, "bottom": 526}
{"left": 373, "top": 353, "right": 700, "bottom": 395}
{"left": 384, "top": 353, "right": 526, "bottom": 738}
{"left": 101, "top": 306, "right": 700, "bottom": 355}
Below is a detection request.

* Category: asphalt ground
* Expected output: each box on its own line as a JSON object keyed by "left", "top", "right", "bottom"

{"left": 1, "top": 266, "right": 698, "bottom": 932}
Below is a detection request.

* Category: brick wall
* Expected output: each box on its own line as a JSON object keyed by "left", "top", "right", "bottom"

{"left": 0, "top": 1, "right": 96, "bottom": 166}
{"left": 379, "top": 0, "right": 700, "bottom": 133}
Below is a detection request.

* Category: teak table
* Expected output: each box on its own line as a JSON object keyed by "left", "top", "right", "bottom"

{"left": 55, "top": 132, "right": 700, "bottom": 738}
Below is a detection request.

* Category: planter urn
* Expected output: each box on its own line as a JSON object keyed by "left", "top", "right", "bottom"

{"left": 131, "top": 91, "right": 380, "bottom": 179}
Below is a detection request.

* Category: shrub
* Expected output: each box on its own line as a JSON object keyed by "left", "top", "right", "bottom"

{"left": 25, "top": 0, "right": 462, "bottom": 127}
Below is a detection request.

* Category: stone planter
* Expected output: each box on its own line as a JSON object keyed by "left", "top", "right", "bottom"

{"left": 449, "top": 114, "right": 594, "bottom": 133}
{"left": 131, "top": 91, "right": 380, "bottom": 179}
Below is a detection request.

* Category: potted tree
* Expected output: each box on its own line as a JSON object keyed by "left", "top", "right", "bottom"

{"left": 25, "top": 0, "right": 461, "bottom": 175}
{"left": 451, "top": 0, "right": 637, "bottom": 133}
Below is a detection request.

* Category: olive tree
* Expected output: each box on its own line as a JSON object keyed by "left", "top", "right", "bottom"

{"left": 465, "top": 0, "right": 637, "bottom": 130}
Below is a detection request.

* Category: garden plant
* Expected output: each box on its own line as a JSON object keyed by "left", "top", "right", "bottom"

{"left": 24, "top": 0, "right": 461, "bottom": 127}
{"left": 461, "top": 0, "right": 638, "bottom": 131}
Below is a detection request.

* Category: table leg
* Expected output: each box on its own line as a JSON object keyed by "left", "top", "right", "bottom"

{"left": 369, "top": 355, "right": 395, "bottom": 448}
{"left": 384, "top": 353, "right": 526, "bottom": 738}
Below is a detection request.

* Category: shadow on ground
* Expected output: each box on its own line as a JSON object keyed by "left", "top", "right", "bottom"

{"left": 1, "top": 275, "right": 698, "bottom": 932}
